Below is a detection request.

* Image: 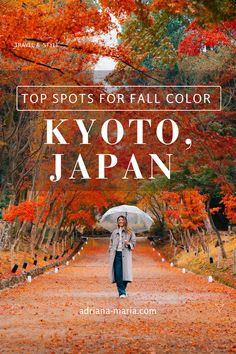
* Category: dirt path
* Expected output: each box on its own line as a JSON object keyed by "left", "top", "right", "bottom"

{"left": 0, "top": 238, "right": 236, "bottom": 354}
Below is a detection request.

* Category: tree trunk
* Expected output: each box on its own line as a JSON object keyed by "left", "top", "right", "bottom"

{"left": 197, "top": 228, "right": 208, "bottom": 253}
{"left": 203, "top": 216, "right": 214, "bottom": 233}
{"left": 206, "top": 199, "right": 227, "bottom": 259}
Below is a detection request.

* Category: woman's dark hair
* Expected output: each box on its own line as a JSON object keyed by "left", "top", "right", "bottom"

{"left": 117, "top": 215, "right": 127, "bottom": 224}
{"left": 116, "top": 215, "right": 132, "bottom": 235}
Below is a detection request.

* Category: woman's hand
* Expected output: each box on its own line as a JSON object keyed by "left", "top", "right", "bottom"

{"left": 124, "top": 240, "right": 129, "bottom": 245}
{"left": 126, "top": 232, "right": 136, "bottom": 250}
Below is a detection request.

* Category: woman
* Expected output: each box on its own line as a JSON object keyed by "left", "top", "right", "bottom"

{"left": 108, "top": 215, "right": 136, "bottom": 298}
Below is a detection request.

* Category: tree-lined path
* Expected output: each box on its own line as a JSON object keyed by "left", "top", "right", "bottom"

{"left": 0, "top": 237, "right": 236, "bottom": 354}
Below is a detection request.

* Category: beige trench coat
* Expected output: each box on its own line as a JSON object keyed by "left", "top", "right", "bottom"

{"left": 108, "top": 228, "right": 136, "bottom": 283}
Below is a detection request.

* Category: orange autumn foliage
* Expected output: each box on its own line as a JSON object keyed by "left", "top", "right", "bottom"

{"left": 178, "top": 19, "right": 236, "bottom": 57}
{"left": 162, "top": 189, "right": 208, "bottom": 230}
{"left": 181, "top": 190, "right": 208, "bottom": 230}
{"left": 0, "top": 0, "right": 234, "bottom": 236}
{"left": 4, "top": 200, "right": 37, "bottom": 222}
{"left": 221, "top": 194, "right": 236, "bottom": 224}
{"left": 67, "top": 210, "right": 94, "bottom": 228}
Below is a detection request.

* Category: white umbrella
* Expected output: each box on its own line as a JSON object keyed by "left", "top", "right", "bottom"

{"left": 99, "top": 204, "right": 154, "bottom": 233}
